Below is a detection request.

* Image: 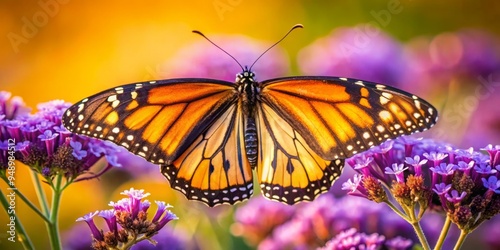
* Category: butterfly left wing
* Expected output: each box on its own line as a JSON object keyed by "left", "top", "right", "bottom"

{"left": 255, "top": 102, "right": 344, "bottom": 205}
{"left": 161, "top": 101, "right": 253, "bottom": 207}
{"left": 63, "top": 79, "right": 253, "bottom": 207}
{"left": 63, "top": 79, "right": 238, "bottom": 165}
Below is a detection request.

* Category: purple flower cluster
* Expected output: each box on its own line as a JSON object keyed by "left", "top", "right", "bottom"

{"left": 77, "top": 188, "right": 178, "bottom": 250}
{"left": 231, "top": 194, "right": 295, "bottom": 246}
{"left": 319, "top": 228, "right": 400, "bottom": 250}
{"left": 232, "top": 194, "right": 444, "bottom": 249}
{"left": 344, "top": 137, "right": 500, "bottom": 232}
{"left": 0, "top": 92, "right": 121, "bottom": 181}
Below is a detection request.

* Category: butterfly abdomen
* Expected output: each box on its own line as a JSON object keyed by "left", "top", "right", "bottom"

{"left": 245, "top": 117, "right": 258, "bottom": 168}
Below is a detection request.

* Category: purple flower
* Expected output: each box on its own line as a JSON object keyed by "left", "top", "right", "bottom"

{"left": 430, "top": 163, "right": 456, "bottom": 176}
{"left": 342, "top": 174, "right": 364, "bottom": 194}
{"left": 482, "top": 176, "right": 500, "bottom": 194}
{"left": 64, "top": 223, "right": 189, "bottom": 250}
{"left": 98, "top": 210, "right": 117, "bottom": 232}
{"left": 38, "top": 130, "right": 59, "bottom": 156}
{"left": 232, "top": 195, "right": 295, "bottom": 246}
{"left": 481, "top": 144, "right": 500, "bottom": 167}
{"left": 405, "top": 155, "right": 428, "bottom": 176}
{"left": 353, "top": 155, "right": 374, "bottom": 172}
{"left": 346, "top": 136, "right": 500, "bottom": 232}
{"left": 0, "top": 91, "right": 30, "bottom": 120}
{"left": 385, "top": 163, "right": 408, "bottom": 183}
{"left": 76, "top": 211, "right": 103, "bottom": 241}
{"left": 474, "top": 163, "right": 497, "bottom": 175}
{"left": 433, "top": 183, "right": 452, "bottom": 196}
{"left": 320, "top": 228, "right": 386, "bottom": 250}
{"left": 152, "top": 201, "right": 178, "bottom": 229}
{"left": 385, "top": 236, "right": 413, "bottom": 250}
{"left": 424, "top": 152, "right": 448, "bottom": 167}
{"left": 236, "top": 194, "right": 441, "bottom": 249}
{"left": 77, "top": 188, "right": 178, "bottom": 249}
{"left": 456, "top": 161, "right": 474, "bottom": 173}
{"left": 0, "top": 94, "right": 121, "bottom": 181}
{"left": 118, "top": 188, "right": 150, "bottom": 217}
{"left": 69, "top": 140, "right": 87, "bottom": 160}
{"left": 445, "top": 190, "right": 467, "bottom": 203}
{"left": 131, "top": 226, "right": 189, "bottom": 250}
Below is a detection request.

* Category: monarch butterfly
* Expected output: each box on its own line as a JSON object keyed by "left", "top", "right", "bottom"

{"left": 62, "top": 25, "right": 438, "bottom": 207}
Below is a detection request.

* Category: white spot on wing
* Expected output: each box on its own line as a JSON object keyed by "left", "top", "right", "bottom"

{"left": 107, "top": 95, "right": 117, "bottom": 102}
{"left": 362, "top": 132, "right": 370, "bottom": 139}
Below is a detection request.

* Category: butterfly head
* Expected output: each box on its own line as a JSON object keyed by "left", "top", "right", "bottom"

{"left": 236, "top": 66, "right": 256, "bottom": 84}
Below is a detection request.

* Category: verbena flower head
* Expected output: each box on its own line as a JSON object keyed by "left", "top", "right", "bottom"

{"left": 0, "top": 93, "right": 121, "bottom": 182}
{"left": 344, "top": 136, "right": 500, "bottom": 232}
{"left": 235, "top": 194, "right": 442, "bottom": 249}
{"left": 0, "top": 91, "right": 31, "bottom": 120}
{"left": 231, "top": 195, "right": 295, "bottom": 246}
{"left": 319, "top": 228, "right": 390, "bottom": 250}
{"left": 63, "top": 222, "right": 189, "bottom": 250}
{"left": 77, "top": 188, "right": 178, "bottom": 250}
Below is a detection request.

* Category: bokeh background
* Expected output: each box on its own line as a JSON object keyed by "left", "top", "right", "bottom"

{"left": 1, "top": 0, "right": 500, "bottom": 249}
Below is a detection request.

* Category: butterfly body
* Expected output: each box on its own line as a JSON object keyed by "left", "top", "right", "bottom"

{"left": 63, "top": 68, "right": 437, "bottom": 207}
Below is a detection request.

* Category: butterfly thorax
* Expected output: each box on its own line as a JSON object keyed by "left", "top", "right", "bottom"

{"left": 236, "top": 68, "right": 259, "bottom": 168}
{"left": 236, "top": 68, "right": 259, "bottom": 117}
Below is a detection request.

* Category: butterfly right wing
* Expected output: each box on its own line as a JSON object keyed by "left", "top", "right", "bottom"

{"left": 63, "top": 79, "right": 238, "bottom": 165}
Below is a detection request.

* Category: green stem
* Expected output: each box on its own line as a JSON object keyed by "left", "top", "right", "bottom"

{"left": 47, "top": 175, "right": 63, "bottom": 250}
{"left": 434, "top": 216, "right": 452, "bottom": 250}
{"left": 411, "top": 220, "right": 431, "bottom": 250}
{"left": 405, "top": 203, "right": 430, "bottom": 250}
{"left": 384, "top": 201, "right": 410, "bottom": 222}
{"left": 31, "top": 171, "right": 50, "bottom": 216}
{"left": 453, "top": 230, "right": 469, "bottom": 250}
{"left": 0, "top": 191, "right": 35, "bottom": 250}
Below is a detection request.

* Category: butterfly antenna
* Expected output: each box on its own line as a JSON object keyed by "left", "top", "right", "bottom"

{"left": 249, "top": 24, "right": 303, "bottom": 70}
{"left": 192, "top": 30, "right": 244, "bottom": 71}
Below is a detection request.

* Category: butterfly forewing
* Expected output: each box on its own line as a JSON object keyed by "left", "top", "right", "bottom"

{"left": 260, "top": 77, "right": 438, "bottom": 160}
{"left": 63, "top": 79, "right": 238, "bottom": 165}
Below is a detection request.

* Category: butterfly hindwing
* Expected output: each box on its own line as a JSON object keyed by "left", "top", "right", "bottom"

{"left": 256, "top": 102, "right": 344, "bottom": 204}
{"left": 161, "top": 102, "right": 253, "bottom": 206}
{"left": 260, "top": 76, "right": 438, "bottom": 160}
{"left": 63, "top": 79, "right": 238, "bottom": 165}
